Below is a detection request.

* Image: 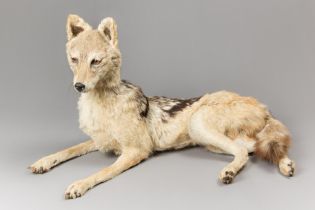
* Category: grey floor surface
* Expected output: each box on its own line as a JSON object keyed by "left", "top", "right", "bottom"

{"left": 1, "top": 116, "right": 314, "bottom": 210}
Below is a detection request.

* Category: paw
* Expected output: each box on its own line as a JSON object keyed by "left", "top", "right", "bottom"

{"left": 29, "top": 156, "right": 57, "bottom": 174}
{"left": 65, "top": 180, "right": 90, "bottom": 199}
{"left": 219, "top": 169, "right": 235, "bottom": 184}
{"left": 279, "top": 159, "right": 295, "bottom": 177}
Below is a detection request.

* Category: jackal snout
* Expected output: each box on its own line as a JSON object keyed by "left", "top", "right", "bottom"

{"left": 74, "top": 82, "right": 85, "bottom": 92}
{"left": 66, "top": 14, "right": 121, "bottom": 93}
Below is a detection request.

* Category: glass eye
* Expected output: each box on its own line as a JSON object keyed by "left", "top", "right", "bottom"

{"left": 71, "top": 57, "right": 78, "bottom": 63}
{"left": 91, "top": 59, "right": 101, "bottom": 66}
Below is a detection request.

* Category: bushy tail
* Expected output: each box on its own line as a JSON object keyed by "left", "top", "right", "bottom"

{"left": 255, "top": 117, "right": 291, "bottom": 164}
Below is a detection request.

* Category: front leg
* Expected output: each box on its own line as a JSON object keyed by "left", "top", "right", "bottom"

{"left": 29, "top": 139, "right": 97, "bottom": 174}
{"left": 65, "top": 148, "right": 150, "bottom": 199}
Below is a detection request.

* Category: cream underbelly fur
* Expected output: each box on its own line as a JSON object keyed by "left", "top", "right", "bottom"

{"left": 29, "top": 14, "right": 295, "bottom": 200}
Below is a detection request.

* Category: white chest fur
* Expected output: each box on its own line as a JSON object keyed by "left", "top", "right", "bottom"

{"left": 78, "top": 93, "right": 124, "bottom": 153}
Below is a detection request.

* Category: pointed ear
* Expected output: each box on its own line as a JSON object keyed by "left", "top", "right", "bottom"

{"left": 98, "top": 17, "right": 118, "bottom": 47}
{"left": 66, "top": 14, "right": 92, "bottom": 41}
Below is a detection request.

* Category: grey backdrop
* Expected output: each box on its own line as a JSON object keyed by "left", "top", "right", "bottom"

{"left": 1, "top": 0, "right": 314, "bottom": 210}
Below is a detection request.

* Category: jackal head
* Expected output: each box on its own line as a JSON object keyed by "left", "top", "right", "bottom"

{"left": 66, "top": 14, "right": 121, "bottom": 93}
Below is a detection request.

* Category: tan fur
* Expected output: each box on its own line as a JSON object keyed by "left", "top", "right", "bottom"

{"left": 30, "top": 14, "right": 295, "bottom": 199}
{"left": 255, "top": 118, "right": 291, "bottom": 164}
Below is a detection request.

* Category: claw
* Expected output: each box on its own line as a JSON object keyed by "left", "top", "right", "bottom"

{"left": 222, "top": 171, "right": 235, "bottom": 184}
{"left": 222, "top": 176, "right": 233, "bottom": 184}
{"left": 65, "top": 192, "right": 71, "bottom": 199}
{"left": 289, "top": 168, "right": 295, "bottom": 177}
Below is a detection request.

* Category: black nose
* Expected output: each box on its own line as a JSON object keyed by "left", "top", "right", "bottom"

{"left": 74, "top": 83, "right": 85, "bottom": 92}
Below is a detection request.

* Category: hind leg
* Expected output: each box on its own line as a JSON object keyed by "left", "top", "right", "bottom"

{"left": 279, "top": 156, "right": 295, "bottom": 177}
{"left": 206, "top": 145, "right": 228, "bottom": 155}
{"left": 207, "top": 138, "right": 256, "bottom": 156}
{"left": 189, "top": 108, "right": 249, "bottom": 184}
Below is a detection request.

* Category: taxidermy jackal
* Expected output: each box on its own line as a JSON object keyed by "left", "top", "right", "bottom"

{"left": 29, "top": 14, "right": 295, "bottom": 199}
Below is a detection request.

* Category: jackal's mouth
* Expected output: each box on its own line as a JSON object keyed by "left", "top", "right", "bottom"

{"left": 74, "top": 89, "right": 89, "bottom": 93}
{"left": 73, "top": 79, "right": 99, "bottom": 93}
